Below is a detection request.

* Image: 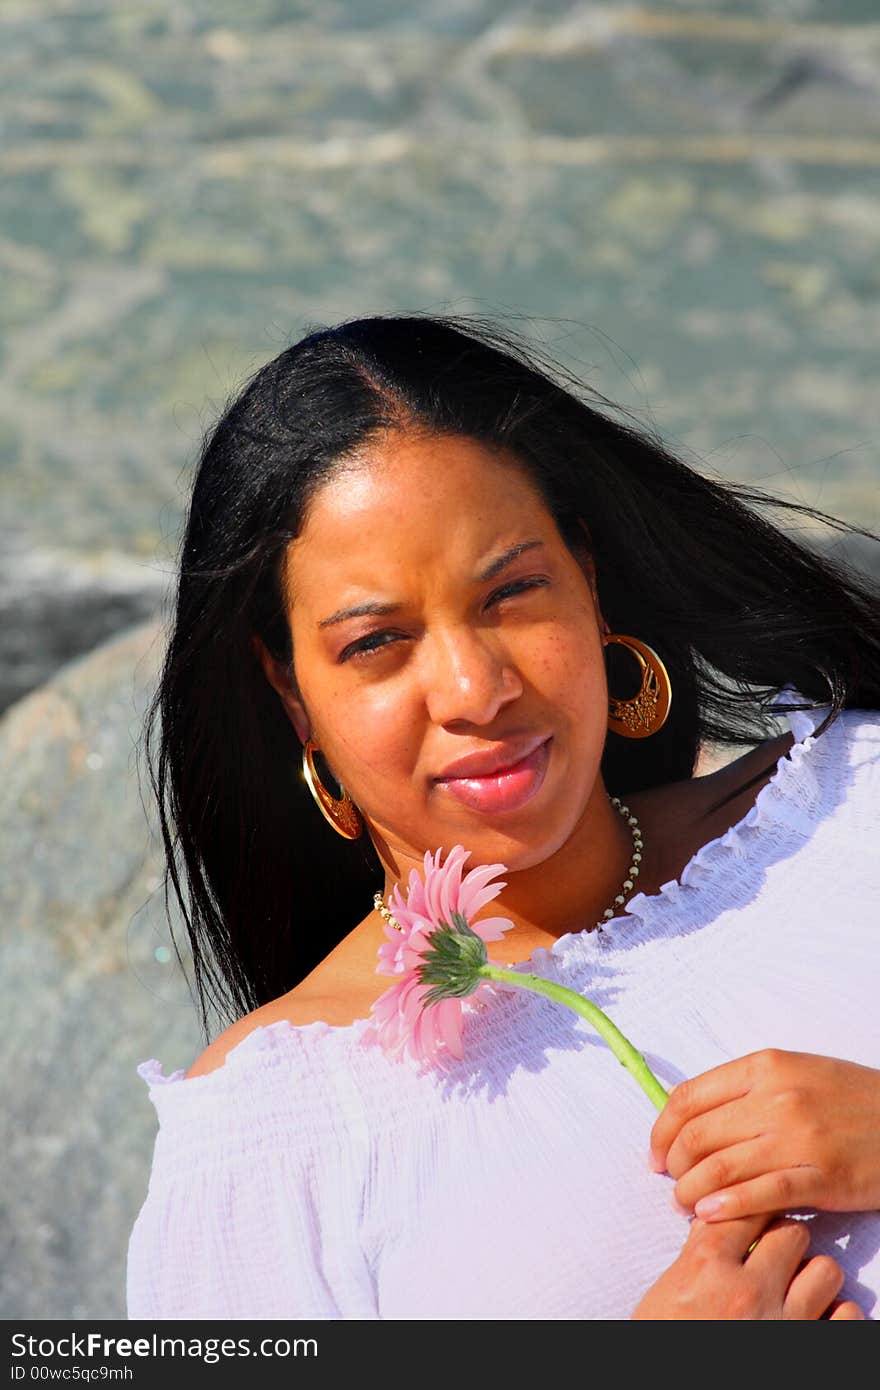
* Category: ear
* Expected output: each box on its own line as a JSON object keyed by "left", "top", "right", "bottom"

{"left": 250, "top": 635, "right": 311, "bottom": 745}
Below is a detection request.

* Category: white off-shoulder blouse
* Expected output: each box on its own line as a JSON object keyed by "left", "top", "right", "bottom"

{"left": 127, "top": 701, "right": 880, "bottom": 1320}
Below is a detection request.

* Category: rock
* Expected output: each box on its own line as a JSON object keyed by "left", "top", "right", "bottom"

{"left": 0, "top": 546, "right": 167, "bottom": 714}
{"left": 0, "top": 619, "right": 202, "bottom": 1320}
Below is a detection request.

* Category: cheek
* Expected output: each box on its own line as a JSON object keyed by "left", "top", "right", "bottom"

{"left": 524, "top": 622, "right": 606, "bottom": 711}
{"left": 319, "top": 681, "right": 422, "bottom": 785}
{"left": 523, "top": 625, "right": 609, "bottom": 785}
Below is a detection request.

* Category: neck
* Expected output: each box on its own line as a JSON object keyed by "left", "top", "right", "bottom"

{"left": 376, "top": 779, "right": 642, "bottom": 961}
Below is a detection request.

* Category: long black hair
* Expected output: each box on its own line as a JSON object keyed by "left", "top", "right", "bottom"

{"left": 143, "top": 313, "right": 880, "bottom": 1038}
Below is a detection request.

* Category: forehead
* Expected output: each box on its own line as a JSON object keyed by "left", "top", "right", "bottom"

{"left": 309, "top": 431, "right": 542, "bottom": 526}
{"left": 284, "top": 432, "right": 555, "bottom": 597}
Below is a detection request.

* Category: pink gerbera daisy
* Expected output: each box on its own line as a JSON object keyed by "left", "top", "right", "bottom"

{"left": 364, "top": 844, "right": 514, "bottom": 1066}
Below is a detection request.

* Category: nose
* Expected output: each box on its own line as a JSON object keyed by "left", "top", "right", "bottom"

{"left": 423, "top": 625, "right": 523, "bottom": 728}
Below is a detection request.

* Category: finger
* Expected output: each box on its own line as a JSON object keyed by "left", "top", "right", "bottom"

{"left": 686, "top": 1211, "right": 773, "bottom": 1262}
{"left": 691, "top": 1167, "right": 822, "bottom": 1222}
{"left": 783, "top": 1255, "right": 844, "bottom": 1320}
{"left": 674, "top": 1138, "right": 769, "bottom": 1211}
{"left": 650, "top": 1060, "right": 753, "bottom": 1170}
{"left": 828, "top": 1300, "right": 865, "bottom": 1320}
{"left": 745, "top": 1218, "right": 811, "bottom": 1299}
{"left": 665, "top": 1100, "right": 762, "bottom": 1181}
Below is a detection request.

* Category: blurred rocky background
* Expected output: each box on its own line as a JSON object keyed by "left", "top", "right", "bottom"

{"left": 1, "top": 0, "right": 878, "bottom": 1319}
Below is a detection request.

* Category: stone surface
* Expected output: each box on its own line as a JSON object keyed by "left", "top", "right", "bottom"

{"left": 0, "top": 619, "right": 201, "bottom": 1321}
{"left": 2, "top": 0, "right": 879, "bottom": 707}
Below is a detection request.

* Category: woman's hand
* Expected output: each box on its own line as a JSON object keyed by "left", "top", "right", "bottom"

{"left": 649, "top": 1050, "right": 880, "bottom": 1221}
{"left": 631, "top": 1213, "right": 863, "bottom": 1320}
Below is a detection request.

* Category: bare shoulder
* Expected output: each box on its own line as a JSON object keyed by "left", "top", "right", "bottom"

{"left": 183, "top": 990, "right": 331, "bottom": 1079}
{"left": 701, "top": 729, "right": 795, "bottom": 818}
{"left": 184, "top": 913, "right": 384, "bottom": 1080}
{"left": 626, "top": 730, "right": 795, "bottom": 893}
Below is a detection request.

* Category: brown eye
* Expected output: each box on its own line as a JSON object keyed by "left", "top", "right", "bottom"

{"left": 339, "top": 578, "right": 549, "bottom": 662}
{"left": 339, "top": 631, "right": 401, "bottom": 663}
{"left": 485, "top": 577, "right": 550, "bottom": 608}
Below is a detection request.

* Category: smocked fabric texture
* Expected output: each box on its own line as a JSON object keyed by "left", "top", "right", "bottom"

{"left": 127, "top": 701, "right": 880, "bottom": 1320}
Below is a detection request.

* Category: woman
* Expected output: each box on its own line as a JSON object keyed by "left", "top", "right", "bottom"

{"left": 127, "top": 314, "right": 879, "bottom": 1319}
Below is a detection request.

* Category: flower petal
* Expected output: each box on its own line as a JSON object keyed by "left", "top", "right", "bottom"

{"left": 436, "top": 999, "right": 464, "bottom": 1060}
{"left": 470, "top": 914, "right": 516, "bottom": 943}
{"left": 424, "top": 848, "right": 446, "bottom": 923}
{"left": 458, "top": 861, "right": 508, "bottom": 919}
{"left": 439, "top": 846, "right": 468, "bottom": 924}
{"left": 413, "top": 1000, "right": 438, "bottom": 1064}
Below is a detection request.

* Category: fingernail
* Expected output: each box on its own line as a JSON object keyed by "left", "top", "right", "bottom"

{"left": 694, "top": 1195, "right": 724, "bottom": 1219}
{"left": 670, "top": 1195, "right": 690, "bottom": 1217}
{"left": 648, "top": 1152, "right": 665, "bottom": 1173}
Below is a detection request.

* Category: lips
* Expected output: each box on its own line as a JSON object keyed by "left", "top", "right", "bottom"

{"left": 433, "top": 736, "right": 552, "bottom": 815}
{"left": 434, "top": 733, "right": 551, "bottom": 782}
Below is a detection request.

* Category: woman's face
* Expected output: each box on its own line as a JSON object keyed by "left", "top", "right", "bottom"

{"left": 271, "top": 430, "right": 610, "bottom": 875}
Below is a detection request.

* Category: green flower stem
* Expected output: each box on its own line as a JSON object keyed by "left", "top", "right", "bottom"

{"left": 479, "top": 963, "right": 668, "bottom": 1112}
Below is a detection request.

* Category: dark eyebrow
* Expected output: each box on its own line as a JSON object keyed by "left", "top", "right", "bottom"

{"left": 318, "top": 541, "right": 545, "bottom": 629}
{"left": 477, "top": 540, "right": 545, "bottom": 581}
{"left": 318, "top": 600, "right": 400, "bottom": 630}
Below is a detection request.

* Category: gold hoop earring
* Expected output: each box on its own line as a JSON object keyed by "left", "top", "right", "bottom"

{"left": 604, "top": 633, "right": 672, "bottom": 739}
{"left": 302, "top": 738, "right": 363, "bottom": 840}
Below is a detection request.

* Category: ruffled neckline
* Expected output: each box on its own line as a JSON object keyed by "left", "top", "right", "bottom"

{"left": 503, "top": 694, "right": 825, "bottom": 978}
{"left": 137, "top": 694, "right": 827, "bottom": 1091}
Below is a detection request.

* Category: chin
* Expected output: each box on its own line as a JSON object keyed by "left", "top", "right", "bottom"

{"left": 429, "top": 813, "right": 578, "bottom": 873}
